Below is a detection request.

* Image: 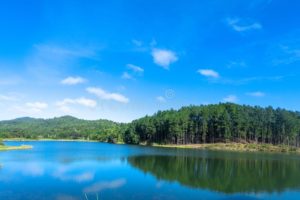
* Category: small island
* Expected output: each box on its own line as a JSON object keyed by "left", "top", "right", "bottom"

{"left": 0, "top": 139, "right": 32, "bottom": 151}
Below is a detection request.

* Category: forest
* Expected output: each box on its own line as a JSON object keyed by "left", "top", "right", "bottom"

{"left": 123, "top": 103, "right": 300, "bottom": 146}
{"left": 1, "top": 103, "right": 300, "bottom": 147}
{"left": 0, "top": 116, "right": 122, "bottom": 142}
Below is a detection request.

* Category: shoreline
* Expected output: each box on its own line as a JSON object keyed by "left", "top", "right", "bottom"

{"left": 149, "top": 142, "right": 300, "bottom": 154}
{"left": 3, "top": 139, "right": 300, "bottom": 154}
{"left": 0, "top": 145, "right": 33, "bottom": 151}
{"left": 3, "top": 138, "right": 125, "bottom": 145}
{"left": 3, "top": 138, "right": 100, "bottom": 142}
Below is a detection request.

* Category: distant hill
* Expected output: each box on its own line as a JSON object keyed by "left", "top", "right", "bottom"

{"left": 0, "top": 116, "right": 122, "bottom": 142}
{"left": 12, "top": 117, "right": 37, "bottom": 122}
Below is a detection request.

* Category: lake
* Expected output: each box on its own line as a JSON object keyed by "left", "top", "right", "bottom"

{"left": 1, "top": 141, "right": 300, "bottom": 200}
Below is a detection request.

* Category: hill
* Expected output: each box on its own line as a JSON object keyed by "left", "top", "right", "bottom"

{"left": 0, "top": 116, "right": 122, "bottom": 142}
{"left": 2, "top": 103, "right": 300, "bottom": 148}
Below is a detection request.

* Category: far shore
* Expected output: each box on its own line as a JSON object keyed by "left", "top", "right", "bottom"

{"left": 149, "top": 142, "right": 300, "bottom": 154}
{"left": 3, "top": 139, "right": 300, "bottom": 154}
{"left": 3, "top": 138, "right": 99, "bottom": 142}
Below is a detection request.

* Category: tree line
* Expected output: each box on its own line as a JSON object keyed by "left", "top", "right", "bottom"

{"left": 1, "top": 103, "right": 300, "bottom": 147}
{"left": 123, "top": 103, "right": 300, "bottom": 146}
{"left": 0, "top": 116, "right": 123, "bottom": 142}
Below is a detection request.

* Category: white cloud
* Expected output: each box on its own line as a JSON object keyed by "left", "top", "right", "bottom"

{"left": 57, "top": 105, "right": 73, "bottom": 113}
{"left": 56, "top": 98, "right": 97, "bottom": 109}
{"left": 14, "top": 101, "right": 48, "bottom": 113}
{"left": 0, "top": 94, "right": 17, "bottom": 101}
{"left": 121, "top": 72, "right": 133, "bottom": 80}
{"left": 122, "top": 64, "right": 144, "bottom": 80}
{"left": 156, "top": 96, "right": 166, "bottom": 103}
{"left": 26, "top": 102, "right": 48, "bottom": 110}
{"left": 61, "top": 76, "right": 86, "bottom": 85}
{"left": 223, "top": 95, "right": 238, "bottom": 103}
{"left": 226, "top": 18, "right": 262, "bottom": 32}
{"left": 0, "top": 76, "right": 22, "bottom": 85}
{"left": 87, "top": 87, "right": 129, "bottom": 104}
{"left": 152, "top": 49, "right": 178, "bottom": 69}
{"left": 127, "top": 64, "right": 144, "bottom": 73}
{"left": 197, "top": 69, "right": 220, "bottom": 78}
{"left": 246, "top": 91, "right": 265, "bottom": 97}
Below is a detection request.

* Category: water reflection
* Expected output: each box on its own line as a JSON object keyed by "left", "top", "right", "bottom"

{"left": 2, "top": 142, "right": 300, "bottom": 200}
{"left": 56, "top": 194, "right": 79, "bottom": 200}
{"left": 53, "top": 165, "right": 95, "bottom": 183}
{"left": 128, "top": 155, "right": 300, "bottom": 194}
{"left": 83, "top": 178, "right": 127, "bottom": 193}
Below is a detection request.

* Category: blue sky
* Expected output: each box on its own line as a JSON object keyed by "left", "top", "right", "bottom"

{"left": 0, "top": 0, "right": 300, "bottom": 122}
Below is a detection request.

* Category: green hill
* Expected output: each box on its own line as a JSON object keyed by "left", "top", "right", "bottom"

{"left": 2, "top": 103, "right": 300, "bottom": 148}
{"left": 0, "top": 116, "right": 122, "bottom": 142}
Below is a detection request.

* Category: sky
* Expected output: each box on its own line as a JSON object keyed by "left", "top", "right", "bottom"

{"left": 0, "top": 0, "right": 300, "bottom": 122}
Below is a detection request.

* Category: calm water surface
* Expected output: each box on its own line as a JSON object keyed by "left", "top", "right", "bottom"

{"left": 1, "top": 141, "right": 300, "bottom": 200}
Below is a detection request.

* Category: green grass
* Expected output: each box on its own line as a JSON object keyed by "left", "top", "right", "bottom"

{"left": 0, "top": 144, "right": 33, "bottom": 151}
{"left": 151, "top": 142, "right": 300, "bottom": 154}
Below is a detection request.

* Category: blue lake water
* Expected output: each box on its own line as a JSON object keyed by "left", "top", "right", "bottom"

{"left": 1, "top": 141, "right": 300, "bottom": 200}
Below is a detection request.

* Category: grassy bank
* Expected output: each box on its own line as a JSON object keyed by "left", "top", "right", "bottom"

{"left": 3, "top": 138, "right": 99, "bottom": 142}
{"left": 0, "top": 144, "right": 33, "bottom": 151}
{"left": 151, "top": 142, "right": 300, "bottom": 153}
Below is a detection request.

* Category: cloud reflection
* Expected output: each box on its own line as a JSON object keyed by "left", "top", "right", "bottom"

{"left": 12, "top": 162, "right": 45, "bottom": 177}
{"left": 83, "top": 178, "right": 126, "bottom": 193}
{"left": 53, "top": 166, "right": 95, "bottom": 183}
{"left": 56, "top": 194, "right": 79, "bottom": 200}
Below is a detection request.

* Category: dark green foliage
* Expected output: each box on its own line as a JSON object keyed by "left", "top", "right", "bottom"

{"left": 123, "top": 128, "right": 140, "bottom": 144}
{"left": 128, "top": 154, "right": 300, "bottom": 193}
{"left": 124, "top": 103, "right": 300, "bottom": 146}
{"left": 0, "top": 115, "right": 122, "bottom": 142}
{"left": 1, "top": 103, "right": 300, "bottom": 146}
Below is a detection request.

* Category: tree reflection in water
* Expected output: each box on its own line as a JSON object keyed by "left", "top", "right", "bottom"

{"left": 128, "top": 154, "right": 300, "bottom": 194}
